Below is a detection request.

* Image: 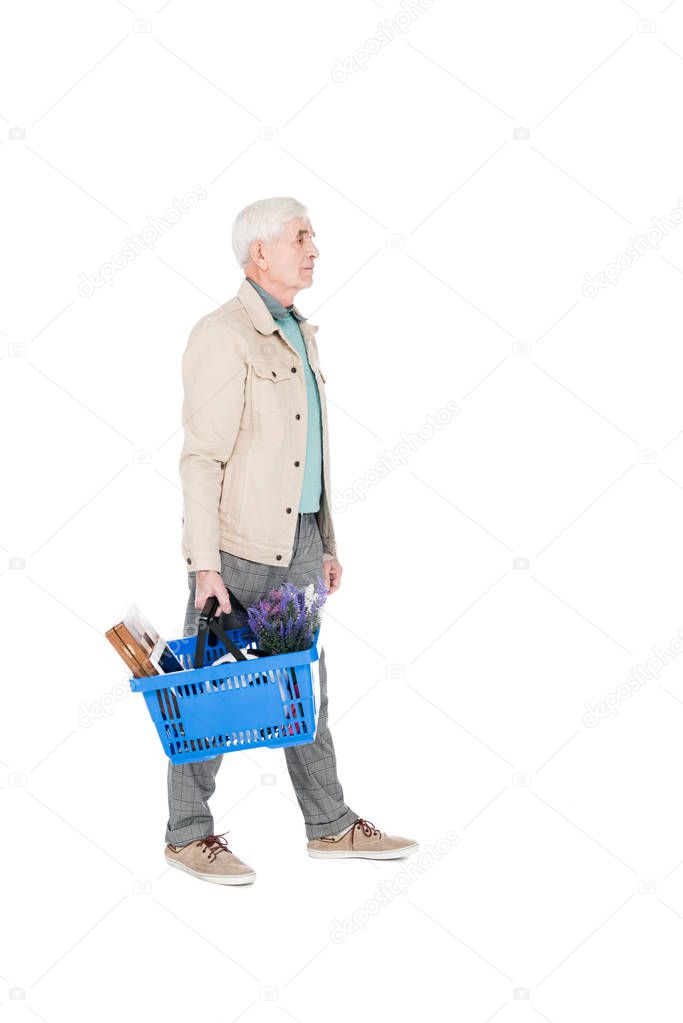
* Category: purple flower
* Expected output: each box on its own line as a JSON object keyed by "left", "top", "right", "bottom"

{"left": 246, "top": 577, "right": 327, "bottom": 654}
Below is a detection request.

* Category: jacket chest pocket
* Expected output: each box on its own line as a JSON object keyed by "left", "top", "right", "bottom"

{"left": 251, "top": 361, "right": 295, "bottom": 414}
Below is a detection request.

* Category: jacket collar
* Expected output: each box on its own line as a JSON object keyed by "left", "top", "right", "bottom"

{"left": 238, "top": 277, "right": 318, "bottom": 337}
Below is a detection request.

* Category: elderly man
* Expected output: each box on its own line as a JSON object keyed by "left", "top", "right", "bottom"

{"left": 164, "top": 197, "right": 418, "bottom": 884}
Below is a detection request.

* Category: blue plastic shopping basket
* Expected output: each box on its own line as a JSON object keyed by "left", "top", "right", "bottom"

{"left": 129, "top": 595, "right": 320, "bottom": 765}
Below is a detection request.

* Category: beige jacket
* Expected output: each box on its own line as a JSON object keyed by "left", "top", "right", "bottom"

{"left": 179, "top": 279, "right": 337, "bottom": 573}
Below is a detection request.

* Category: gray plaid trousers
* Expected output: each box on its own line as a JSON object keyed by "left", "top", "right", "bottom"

{"left": 165, "top": 512, "right": 360, "bottom": 845}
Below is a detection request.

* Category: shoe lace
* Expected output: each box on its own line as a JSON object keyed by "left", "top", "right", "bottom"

{"left": 353, "top": 818, "right": 381, "bottom": 839}
{"left": 196, "top": 832, "right": 232, "bottom": 862}
{"left": 319, "top": 817, "right": 383, "bottom": 843}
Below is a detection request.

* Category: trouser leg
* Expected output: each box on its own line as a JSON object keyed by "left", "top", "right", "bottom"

{"left": 164, "top": 573, "right": 223, "bottom": 846}
{"left": 284, "top": 643, "right": 361, "bottom": 839}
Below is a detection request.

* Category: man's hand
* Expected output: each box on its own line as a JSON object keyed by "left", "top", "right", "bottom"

{"left": 195, "top": 570, "right": 232, "bottom": 614}
{"left": 323, "top": 557, "right": 343, "bottom": 595}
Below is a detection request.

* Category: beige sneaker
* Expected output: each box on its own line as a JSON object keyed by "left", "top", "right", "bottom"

{"left": 165, "top": 832, "right": 256, "bottom": 885}
{"left": 307, "top": 818, "right": 418, "bottom": 860}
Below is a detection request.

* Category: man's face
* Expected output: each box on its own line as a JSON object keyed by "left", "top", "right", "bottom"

{"left": 257, "top": 217, "right": 319, "bottom": 292}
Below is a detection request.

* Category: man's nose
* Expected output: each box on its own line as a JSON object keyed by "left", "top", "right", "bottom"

{"left": 307, "top": 241, "right": 319, "bottom": 259}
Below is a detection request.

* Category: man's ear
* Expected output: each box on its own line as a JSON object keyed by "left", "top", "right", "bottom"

{"left": 250, "top": 238, "right": 267, "bottom": 270}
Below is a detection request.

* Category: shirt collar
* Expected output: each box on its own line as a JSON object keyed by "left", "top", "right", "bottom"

{"left": 245, "top": 277, "right": 307, "bottom": 322}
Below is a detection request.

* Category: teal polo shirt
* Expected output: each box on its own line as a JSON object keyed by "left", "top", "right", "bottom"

{"left": 246, "top": 277, "right": 322, "bottom": 513}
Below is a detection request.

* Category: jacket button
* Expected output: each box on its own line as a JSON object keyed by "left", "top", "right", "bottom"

{"left": 295, "top": 413, "right": 301, "bottom": 420}
{"left": 276, "top": 554, "right": 282, "bottom": 561}
{"left": 286, "top": 507, "right": 292, "bottom": 513}
{"left": 291, "top": 366, "right": 297, "bottom": 373}
{"left": 271, "top": 370, "right": 276, "bottom": 377}
{"left": 187, "top": 558, "right": 192, "bottom": 564}
{"left": 294, "top": 460, "right": 300, "bottom": 467}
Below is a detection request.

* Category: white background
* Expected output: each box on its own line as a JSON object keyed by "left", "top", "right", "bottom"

{"left": 3, "top": 0, "right": 683, "bottom": 1019}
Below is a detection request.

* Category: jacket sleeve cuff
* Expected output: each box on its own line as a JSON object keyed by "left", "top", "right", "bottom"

{"left": 186, "top": 554, "right": 221, "bottom": 572}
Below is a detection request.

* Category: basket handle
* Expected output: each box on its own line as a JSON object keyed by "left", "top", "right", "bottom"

{"left": 194, "top": 594, "right": 248, "bottom": 668}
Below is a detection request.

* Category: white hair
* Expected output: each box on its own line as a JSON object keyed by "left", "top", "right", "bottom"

{"left": 231, "top": 196, "right": 310, "bottom": 269}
